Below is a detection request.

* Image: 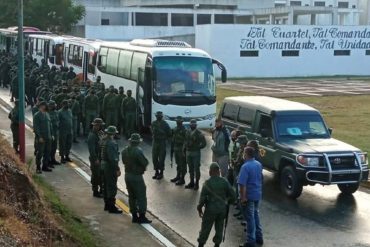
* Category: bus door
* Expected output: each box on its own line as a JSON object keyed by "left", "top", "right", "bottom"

{"left": 63, "top": 46, "right": 69, "bottom": 67}
{"left": 83, "top": 51, "right": 89, "bottom": 82}
{"left": 136, "top": 66, "right": 152, "bottom": 129}
{"left": 44, "top": 41, "right": 50, "bottom": 61}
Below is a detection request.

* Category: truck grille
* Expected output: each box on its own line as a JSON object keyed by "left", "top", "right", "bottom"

{"left": 329, "top": 156, "right": 356, "bottom": 170}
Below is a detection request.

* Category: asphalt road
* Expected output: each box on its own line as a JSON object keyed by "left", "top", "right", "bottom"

{"left": 1, "top": 88, "right": 370, "bottom": 247}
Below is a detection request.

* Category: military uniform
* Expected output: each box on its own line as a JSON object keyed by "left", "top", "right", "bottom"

{"left": 33, "top": 102, "right": 53, "bottom": 173}
{"left": 184, "top": 120, "right": 207, "bottom": 190}
{"left": 83, "top": 92, "right": 100, "bottom": 135}
{"left": 121, "top": 91, "right": 136, "bottom": 139}
{"left": 48, "top": 101, "right": 60, "bottom": 165}
{"left": 151, "top": 111, "right": 171, "bottom": 180}
{"left": 8, "top": 100, "right": 19, "bottom": 153}
{"left": 101, "top": 126, "right": 122, "bottom": 214}
{"left": 87, "top": 118, "right": 105, "bottom": 197}
{"left": 102, "top": 87, "right": 118, "bottom": 128}
{"left": 70, "top": 98, "right": 80, "bottom": 142}
{"left": 197, "top": 163, "right": 236, "bottom": 247}
{"left": 58, "top": 101, "right": 73, "bottom": 163}
{"left": 121, "top": 133, "right": 151, "bottom": 224}
{"left": 116, "top": 87, "right": 126, "bottom": 134}
{"left": 170, "top": 116, "right": 187, "bottom": 185}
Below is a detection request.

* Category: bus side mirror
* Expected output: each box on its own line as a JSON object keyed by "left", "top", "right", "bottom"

{"left": 221, "top": 69, "right": 227, "bottom": 83}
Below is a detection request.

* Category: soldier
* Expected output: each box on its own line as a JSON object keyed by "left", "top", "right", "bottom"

{"left": 48, "top": 100, "right": 60, "bottom": 165}
{"left": 211, "top": 119, "right": 230, "bottom": 178}
{"left": 184, "top": 119, "right": 207, "bottom": 190}
{"left": 70, "top": 96, "right": 80, "bottom": 143}
{"left": 151, "top": 111, "right": 171, "bottom": 180}
{"left": 83, "top": 89, "right": 100, "bottom": 136}
{"left": 101, "top": 126, "right": 122, "bottom": 214}
{"left": 116, "top": 86, "right": 126, "bottom": 135}
{"left": 67, "top": 67, "right": 76, "bottom": 80}
{"left": 121, "top": 133, "right": 152, "bottom": 224}
{"left": 33, "top": 101, "right": 53, "bottom": 173}
{"left": 87, "top": 118, "right": 105, "bottom": 198}
{"left": 8, "top": 99, "right": 19, "bottom": 153}
{"left": 121, "top": 90, "right": 136, "bottom": 139}
{"left": 55, "top": 87, "right": 69, "bottom": 108}
{"left": 58, "top": 100, "right": 73, "bottom": 163}
{"left": 197, "top": 162, "right": 236, "bottom": 247}
{"left": 102, "top": 86, "right": 118, "bottom": 128}
{"left": 170, "top": 116, "right": 187, "bottom": 185}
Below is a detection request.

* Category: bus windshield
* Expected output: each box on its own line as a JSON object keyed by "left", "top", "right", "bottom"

{"left": 153, "top": 56, "right": 215, "bottom": 105}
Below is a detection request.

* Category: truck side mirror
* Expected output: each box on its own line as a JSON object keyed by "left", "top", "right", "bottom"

{"left": 328, "top": 128, "right": 333, "bottom": 135}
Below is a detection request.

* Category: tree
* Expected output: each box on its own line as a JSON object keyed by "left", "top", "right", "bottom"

{"left": 0, "top": 0, "right": 85, "bottom": 33}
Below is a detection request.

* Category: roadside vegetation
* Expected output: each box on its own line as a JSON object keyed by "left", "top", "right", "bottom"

{"left": 217, "top": 87, "right": 370, "bottom": 154}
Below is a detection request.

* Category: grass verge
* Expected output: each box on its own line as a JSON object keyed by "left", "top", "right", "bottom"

{"left": 33, "top": 175, "right": 99, "bottom": 247}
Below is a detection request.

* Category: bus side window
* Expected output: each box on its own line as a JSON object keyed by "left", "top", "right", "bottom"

{"left": 98, "top": 47, "right": 108, "bottom": 73}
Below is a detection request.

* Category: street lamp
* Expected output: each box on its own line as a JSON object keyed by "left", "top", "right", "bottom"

{"left": 17, "top": 0, "right": 25, "bottom": 162}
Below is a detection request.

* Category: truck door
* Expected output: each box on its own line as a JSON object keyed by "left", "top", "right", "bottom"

{"left": 253, "top": 112, "right": 276, "bottom": 169}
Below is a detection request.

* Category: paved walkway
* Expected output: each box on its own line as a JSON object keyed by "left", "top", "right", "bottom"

{"left": 219, "top": 78, "right": 370, "bottom": 97}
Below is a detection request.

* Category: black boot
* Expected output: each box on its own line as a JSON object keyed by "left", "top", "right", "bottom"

{"left": 152, "top": 170, "right": 159, "bottom": 179}
{"left": 42, "top": 164, "right": 52, "bottom": 172}
{"left": 138, "top": 213, "right": 152, "bottom": 224}
{"left": 36, "top": 164, "right": 42, "bottom": 174}
{"left": 194, "top": 180, "right": 199, "bottom": 190}
{"left": 132, "top": 212, "right": 139, "bottom": 223}
{"left": 108, "top": 199, "right": 122, "bottom": 214}
{"left": 65, "top": 156, "right": 72, "bottom": 162}
{"left": 51, "top": 159, "right": 61, "bottom": 165}
{"left": 175, "top": 176, "right": 185, "bottom": 186}
{"left": 73, "top": 139, "right": 79, "bottom": 143}
{"left": 93, "top": 191, "right": 103, "bottom": 198}
{"left": 170, "top": 173, "right": 180, "bottom": 183}
{"left": 185, "top": 178, "right": 194, "bottom": 189}
{"left": 156, "top": 170, "right": 163, "bottom": 180}
{"left": 214, "top": 244, "right": 220, "bottom": 247}
{"left": 104, "top": 200, "right": 108, "bottom": 211}
{"left": 198, "top": 243, "right": 205, "bottom": 247}
{"left": 61, "top": 156, "right": 66, "bottom": 164}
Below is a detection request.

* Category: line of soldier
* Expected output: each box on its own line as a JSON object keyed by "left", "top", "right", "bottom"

{"left": 4, "top": 50, "right": 263, "bottom": 247}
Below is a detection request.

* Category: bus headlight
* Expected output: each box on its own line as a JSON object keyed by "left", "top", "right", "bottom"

{"left": 202, "top": 114, "right": 216, "bottom": 121}
{"left": 297, "top": 155, "right": 320, "bottom": 167}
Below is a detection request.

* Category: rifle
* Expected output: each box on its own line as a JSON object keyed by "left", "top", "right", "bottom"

{"left": 223, "top": 203, "right": 230, "bottom": 242}
{"left": 170, "top": 141, "right": 174, "bottom": 168}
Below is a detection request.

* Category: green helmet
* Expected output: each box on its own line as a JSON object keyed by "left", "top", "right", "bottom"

{"left": 129, "top": 133, "right": 143, "bottom": 143}
{"left": 105, "top": 125, "right": 118, "bottom": 135}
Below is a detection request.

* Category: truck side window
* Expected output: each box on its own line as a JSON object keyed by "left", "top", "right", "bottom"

{"left": 258, "top": 115, "right": 273, "bottom": 138}
{"left": 222, "top": 103, "right": 238, "bottom": 120}
{"left": 238, "top": 107, "right": 253, "bottom": 127}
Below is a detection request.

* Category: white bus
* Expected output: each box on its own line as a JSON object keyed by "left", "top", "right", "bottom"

{"left": 28, "top": 34, "right": 64, "bottom": 67}
{"left": 96, "top": 39, "right": 227, "bottom": 129}
{"left": 63, "top": 37, "right": 101, "bottom": 82}
{"left": 0, "top": 28, "right": 16, "bottom": 54}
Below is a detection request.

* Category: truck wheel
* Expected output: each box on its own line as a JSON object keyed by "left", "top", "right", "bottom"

{"left": 280, "top": 166, "right": 303, "bottom": 199}
{"left": 337, "top": 183, "right": 359, "bottom": 195}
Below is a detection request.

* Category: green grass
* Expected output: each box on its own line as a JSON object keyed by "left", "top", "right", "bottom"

{"left": 217, "top": 87, "right": 370, "bottom": 153}
{"left": 33, "top": 175, "right": 99, "bottom": 247}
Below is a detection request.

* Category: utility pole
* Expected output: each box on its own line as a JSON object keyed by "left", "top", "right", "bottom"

{"left": 18, "top": 0, "right": 25, "bottom": 162}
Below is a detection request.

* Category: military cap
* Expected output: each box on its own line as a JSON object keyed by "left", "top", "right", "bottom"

{"left": 48, "top": 100, "right": 56, "bottom": 106}
{"left": 209, "top": 162, "right": 220, "bottom": 170}
{"left": 237, "top": 135, "right": 248, "bottom": 145}
{"left": 38, "top": 101, "right": 47, "bottom": 107}
{"left": 105, "top": 125, "right": 118, "bottom": 135}
{"left": 92, "top": 118, "right": 105, "bottom": 126}
{"left": 176, "top": 116, "right": 183, "bottom": 122}
{"left": 155, "top": 111, "right": 163, "bottom": 117}
{"left": 129, "top": 133, "right": 143, "bottom": 143}
{"left": 119, "top": 86, "right": 124, "bottom": 90}
{"left": 190, "top": 119, "right": 197, "bottom": 125}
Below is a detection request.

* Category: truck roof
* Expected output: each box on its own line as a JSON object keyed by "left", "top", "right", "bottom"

{"left": 223, "top": 96, "right": 318, "bottom": 114}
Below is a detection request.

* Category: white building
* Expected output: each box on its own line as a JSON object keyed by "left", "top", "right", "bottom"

{"left": 72, "top": 0, "right": 364, "bottom": 44}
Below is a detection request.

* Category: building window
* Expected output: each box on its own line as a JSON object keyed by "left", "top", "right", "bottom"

{"left": 282, "top": 50, "right": 299, "bottom": 57}
{"left": 290, "top": 1, "right": 302, "bottom": 6}
{"left": 136, "top": 13, "right": 168, "bottom": 26}
{"left": 197, "top": 14, "right": 211, "bottom": 25}
{"left": 334, "top": 50, "right": 350, "bottom": 56}
{"left": 215, "top": 14, "right": 234, "bottom": 24}
{"left": 275, "top": 3, "right": 286, "bottom": 7}
{"left": 338, "top": 2, "right": 349, "bottom": 8}
{"left": 101, "top": 19, "right": 110, "bottom": 25}
{"left": 366, "top": 50, "right": 370, "bottom": 56}
{"left": 171, "top": 14, "right": 194, "bottom": 26}
{"left": 314, "top": 1, "right": 325, "bottom": 7}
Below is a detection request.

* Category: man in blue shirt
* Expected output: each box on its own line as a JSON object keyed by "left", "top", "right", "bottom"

{"left": 237, "top": 147, "right": 263, "bottom": 247}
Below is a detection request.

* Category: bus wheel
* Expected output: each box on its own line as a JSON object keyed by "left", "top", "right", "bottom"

{"left": 337, "top": 183, "right": 359, "bottom": 195}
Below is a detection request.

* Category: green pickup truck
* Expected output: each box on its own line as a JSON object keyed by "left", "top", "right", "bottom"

{"left": 220, "top": 96, "right": 369, "bottom": 199}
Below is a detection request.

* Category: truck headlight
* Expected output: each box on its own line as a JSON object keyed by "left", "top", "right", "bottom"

{"left": 358, "top": 153, "right": 368, "bottom": 164}
{"left": 297, "top": 155, "right": 320, "bottom": 167}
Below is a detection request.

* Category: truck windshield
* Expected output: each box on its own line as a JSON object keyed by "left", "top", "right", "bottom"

{"left": 153, "top": 56, "right": 216, "bottom": 105}
{"left": 276, "top": 114, "right": 330, "bottom": 139}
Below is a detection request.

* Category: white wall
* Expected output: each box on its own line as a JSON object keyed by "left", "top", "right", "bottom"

{"left": 196, "top": 24, "right": 370, "bottom": 78}
{"left": 85, "top": 25, "right": 194, "bottom": 40}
